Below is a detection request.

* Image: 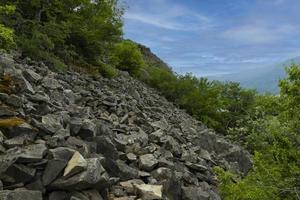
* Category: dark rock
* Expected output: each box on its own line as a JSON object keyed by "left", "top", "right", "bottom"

{"left": 49, "top": 191, "right": 69, "bottom": 200}
{"left": 182, "top": 186, "right": 210, "bottom": 200}
{"left": 139, "top": 154, "right": 158, "bottom": 172}
{"left": 63, "top": 151, "right": 87, "bottom": 178}
{"left": 77, "top": 120, "right": 96, "bottom": 139}
{"left": 42, "top": 160, "right": 67, "bottom": 186}
{"left": 116, "top": 160, "right": 139, "bottom": 181}
{"left": 93, "top": 136, "right": 118, "bottom": 160}
{"left": 22, "top": 69, "right": 42, "bottom": 84}
{"left": 0, "top": 189, "right": 42, "bottom": 200}
{"left": 16, "top": 144, "right": 47, "bottom": 163}
{"left": 4, "top": 164, "right": 36, "bottom": 184}
{"left": 50, "top": 158, "right": 109, "bottom": 190}
{"left": 49, "top": 147, "right": 76, "bottom": 161}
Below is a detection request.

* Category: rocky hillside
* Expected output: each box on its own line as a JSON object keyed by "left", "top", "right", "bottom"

{"left": 0, "top": 53, "right": 251, "bottom": 200}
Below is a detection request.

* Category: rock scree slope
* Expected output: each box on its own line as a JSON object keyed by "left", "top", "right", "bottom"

{"left": 0, "top": 53, "right": 252, "bottom": 200}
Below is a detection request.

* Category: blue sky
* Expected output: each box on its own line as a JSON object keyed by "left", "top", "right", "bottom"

{"left": 123, "top": 0, "right": 300, "bottom": 77}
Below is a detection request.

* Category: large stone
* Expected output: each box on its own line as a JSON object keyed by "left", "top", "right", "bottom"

{"left": 49, "top": 147, "right": 76, "bottom": 161}
{"left": 116, "top": 160, "right": 139, "bottom": 181}
{"left": 50, "top": 158, "right": 109, "bottom": 190}
{"left": 41, "top": 114, "right": 62, "bottom": 134}
{"left": 42, "top": 77, "right": 62, "bottom": 89}
{"left": 42, "top": 160, "right": 67, "bottom": 186}
{"left": 0, "top": 189, "right": 42, "bottom": 200}
{"left": 182, "top": 186, "right": 210, "bottom": 200}
{"left": 134, "top": 184, "right": 163, "bottom": 200}
{"left": 93, "top": 136, "right": 118, "bottom": 160}
{"left": 63, "top": 151, "right": 87, "bottom": 178}
{"left": 77, "top": 120, "right": 96, "bottom": 139}
{"left": 22, "top": 69, "right": 42, "bottom": 84}
{"left": 48, "top": 191, "right": 68, "bottom": 200}
{"left": 5, "top": 164, "right": 36, "bottom": 184}
{"left": 16, "top": 144, "right": 47, "bottom": 163}
{"left": 139, "top": 154, "right": 158, "bottom": 172}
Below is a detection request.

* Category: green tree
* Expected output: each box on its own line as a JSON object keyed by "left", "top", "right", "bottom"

{"left": 0, "top": 5, "right": 15, "bottom": 50}
{"left": 111, "top": 40, "right": 145, "bottom": 75}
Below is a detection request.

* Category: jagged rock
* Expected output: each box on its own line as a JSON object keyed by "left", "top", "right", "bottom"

{"left": 4, "top": 164, "right": 36, "bottom": 184}
{"left": 16, "top": 144, "right": 47, "bottom": 163}
{"left": 6, "top": 95, "right": 22, "bottom": 108}
{"left": 0, "top": 189, "right": 42, "bottom": 200}
{"left": 151, "top": 167, "right": 172, "bottom": 182}
{"left": 22, "top": 69, "right": 42, "bottom": 84}
{"left": 50, "top": 158, "right": 109, "bottom": 190}
{"left": 41, "top": 114, "right": 62, "bottom": 134}
{"left": 116, "top": 160, "right": 139, "bottom": 181}
{"left": 49, "top": 147, "right": 76, "bottom": 161}
{"left": 182, "top": 186, "right": 210, "bottom": 200}
{"left": 139, "top": 154, "right": 158, "bottom": 172}
{"left": 63, "top": 151, "right": 87, "bottom": 178}
{"left": 42, "top": 77, "right": 62, "bottom": 89}
{"left": 162, "top": 173, "right": 182, "bottom": 200}
{"left": 134, "top": 184, "right": 163, "bottom": 200}
{"left": 48, "top": 191, "right": 69, "bottom": 200}
{"left": 119, "top": 179, "right": 144, "bottom": 194}
{"left": 42, "top": 160, "right": 67, "bottom": 186}
{"left": 93, "top": 136, "right": 118, "bottom": 160}
{"left": 0, "top": 105, "right": 17, "bottom": 116}
{"left": 185, "top": 162, "right": 208, "bottom": 172}
{"left": 77, "top": 119, "right": 96, "bottom": 139}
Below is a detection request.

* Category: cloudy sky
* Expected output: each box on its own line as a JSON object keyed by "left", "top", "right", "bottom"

{"left": 123, "top": 0, "right": 300, "bottom": 77}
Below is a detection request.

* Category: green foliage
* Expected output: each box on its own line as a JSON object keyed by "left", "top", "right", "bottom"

{"left": 111, "top": 40, "right": 145, "bottom": 75}
{"left": 1, "top": 0, "right": 123, "bottom": 70}
{"left": 216, "top": 64, "right": 300, "bottom": 200}
{"left": 0, "top": 5, "right": 15, "bottom": 50}
{"left": 98, "top": 64, "right": 118, "bottom": 78}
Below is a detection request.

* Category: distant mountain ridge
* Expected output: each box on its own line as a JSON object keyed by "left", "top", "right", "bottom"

{"left": 209, "top": 56, "right": 300, "bottom": 93}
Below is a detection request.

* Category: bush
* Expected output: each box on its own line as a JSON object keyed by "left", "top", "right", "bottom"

{"left": 111, "top": 40, "right": 145, "bottom": 75}
{"left": 99, "top": 64, "right": 118, "bottom": 78}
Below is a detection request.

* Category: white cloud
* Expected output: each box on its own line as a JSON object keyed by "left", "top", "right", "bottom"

{"left": 124, "top": 0, "right": 214, "bottom": 31}
{"left": 221, "top": 24, "right": 295, "bottom": 44}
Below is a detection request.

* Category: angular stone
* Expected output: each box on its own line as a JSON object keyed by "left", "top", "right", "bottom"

{"left": 7, "top": 95, "right": 22, "bottom": 108}
{"left": 93, "top": 136, "right": 118, "bottom": 160}
{"left": 116, "top": 160, "right": 139, "bottom": 181}
{"left": 5, "top": 164, "right": 36, "bottom": 183}
{"left": 41, "top": 114, "right": 62, "bottom": 134}
{"left": 42, "top": 160, "right": 67, "bottom": 186}
{"left": 134, "top": 184, "right": 163, "bottom": 200}
{"left": 182, "top": 186, "right": 210, "bottom": 200}
{"left": 82, "top": 190, "right": 104, "bottom": 200}
{"left": 16, "top": 144, "right": 47, "bottom": 163}
{"left": 185, "top": 162, "right": 208, "bottom": 172}
{"left": 50, "top": 158, "right": 109, "bottom": 190}
{"left": 149, "top": 129, "right": 164, "bottom": 143}
{"left": 23, "top": 69, "right": 42, "bottom": 84}
{"left": 63, "top": 151, "right": 87, "bottom": 178}
{"left": 0, "top": 189, "right": 42, "bottom": 200}
{"left": 0, "top": 106, "right": 17, "bottom": 116}
{"left": 77, "top": 119, "right": 96, "bottom": 139}
{"left": 42, "top": 77, "right": 62, "bottom": 89}
{"left": 151, "top": 167, "right": 172, "bottom": 182}
{"left": 120, "top": 179, "right": 144, "bottom": 194}
{"left": 69, "top": 118, "right": 82, "bottom": 135}
{"left": 49, "top": 191, "right": 68, "bottom": 200}
{"left": 139, "top": 154, "right": 158, "bottom": 172}
{"left": 49, "top": 147, "right": 76, "bottom": 161}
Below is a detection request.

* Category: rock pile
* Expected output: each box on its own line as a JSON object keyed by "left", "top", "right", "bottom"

{"left": 0, "top": 53, "right": 252, "bottom": 200}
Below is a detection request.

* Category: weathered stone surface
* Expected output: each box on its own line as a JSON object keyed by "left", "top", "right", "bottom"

{"left": 48, "top": 191, "right": 68, "bottom": 200}
{"left": 63, "top": 151, "right": 87, "bottom": 178}
{"left": 134, "top": 184, "right": 163, "bottom": 200}
{"left": 50, "top": 158, "right": 109, "bottom": 190}
{"left": 0, "top": 189, "right": 42, "bottom": 200}
{"left": 23, "top": 69, "right": 42, "bottom": 84}
{"left": 42, "top": 160, "right": 67, "bottom": 186}
{"left": 182, "top": 186, "right": 210, "bottom": 200}
{"left": 139, "top": 154, "right": 158, "bottom": 172}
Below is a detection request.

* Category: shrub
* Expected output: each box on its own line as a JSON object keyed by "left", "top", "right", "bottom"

{"left": 111, "top": 40, "right": 145, "bottom": 75}
{"left": 99, "top": 64, "right": 118, "bottom": 78}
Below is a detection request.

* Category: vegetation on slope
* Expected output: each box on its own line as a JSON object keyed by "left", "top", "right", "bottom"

{"left": 1, "top": 1, "right": 300, "bottom": 199}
